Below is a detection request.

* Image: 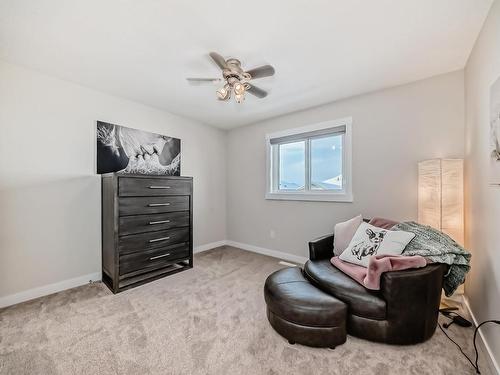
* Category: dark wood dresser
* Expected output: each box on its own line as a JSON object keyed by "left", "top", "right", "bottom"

{"left": 101, "top": 173, "right": 193, "bottom": 293}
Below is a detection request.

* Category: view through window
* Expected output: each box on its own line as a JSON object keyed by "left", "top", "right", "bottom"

{"left": 267, "top": 118, "right": 352, "bottom": 202}
{"left": 278, "top": 134, "right": 343, "bottom": 191}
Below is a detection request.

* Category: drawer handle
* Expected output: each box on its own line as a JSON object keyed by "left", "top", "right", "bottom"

{"left": 149, "top": 253, "right": 171, "bottom": 260}
{"left": 149, "top": 220, "right": 170, "bottom": 225}
{"left": 148, "top": 203, "right": 170, "bottom": 207}
{"left": 149, "top": 236, "right": 170, "bottom": 243}
{"left": 149, "top": 186, "right": 171, "bottom": 189}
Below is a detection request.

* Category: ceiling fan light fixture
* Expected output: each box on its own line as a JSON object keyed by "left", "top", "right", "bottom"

{"left": 235, "top": 92, "right": 245, "bottom": 103}
{"left": 216, "top": 84, "right": 230, "bottom": 100}
{"left": 234, "top": 82, "right": 245, "bottom": 96}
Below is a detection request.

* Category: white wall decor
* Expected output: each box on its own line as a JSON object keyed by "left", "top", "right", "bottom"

{"left": 490, "top": 76, "right": 500, "bottom": 184}
{"left": 96, "top": 121, "right": 181, "bottom": 175}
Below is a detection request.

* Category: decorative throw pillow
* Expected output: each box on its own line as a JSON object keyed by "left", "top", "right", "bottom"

{"left": 368, "top": 217, "right": 400, "bottom": 230}
{"left": 333, "top": 215, "right": 363, "bottom": 256}
{"left": 339, "top": 222, "right": 415, "bottom": 267}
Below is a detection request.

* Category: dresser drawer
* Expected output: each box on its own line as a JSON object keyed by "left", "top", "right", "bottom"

{"left": 118, "top": 227, "right": 189, "bottom": 255}
{"left": 119, "top": 212, "right": 189, "bottom": 236}
{"left": 119, "top": 177, "right": 191, "bottom": 197}
{"left": 119, "top": 196, "right": 189, "bottom": 216}
{"left": 119, "top": 243, "right": 189, "bottom": 276}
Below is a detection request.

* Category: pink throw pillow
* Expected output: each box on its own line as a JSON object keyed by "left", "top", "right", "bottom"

{"left": 333, "top": 215, "right": 363, "bottom": 256}
{"left": 368, "top": 217, "right": 400, "bottom": 230}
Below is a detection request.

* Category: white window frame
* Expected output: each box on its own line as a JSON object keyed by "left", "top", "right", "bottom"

{"left": 265, "top": 117, "right": 353, "bottom": 202}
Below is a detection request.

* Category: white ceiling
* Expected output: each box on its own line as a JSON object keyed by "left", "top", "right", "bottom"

{"left": 0, "top": 1, "right": 493, "bottom": 129}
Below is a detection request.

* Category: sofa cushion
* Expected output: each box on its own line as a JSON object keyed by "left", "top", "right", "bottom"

{"left": 303, "top": 259, "right": 387, "bottom": 320}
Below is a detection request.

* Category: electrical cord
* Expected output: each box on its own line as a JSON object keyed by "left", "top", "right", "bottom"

{"left": 438, "top": 324, "right": 477, "bottom": 371}
{"left": 473, "top": 320, "right": 500, "bottom": 373}
{"left": 438, "top": 319, "right": 500, "bottom": 374}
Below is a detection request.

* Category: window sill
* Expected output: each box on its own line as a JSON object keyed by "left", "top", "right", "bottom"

{"left": 265, "top": 192, "right": 353, "bottom": 203}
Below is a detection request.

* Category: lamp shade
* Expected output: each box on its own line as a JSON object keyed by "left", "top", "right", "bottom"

{"left": 418, "top": 159, "right": 464, "bottom": 245}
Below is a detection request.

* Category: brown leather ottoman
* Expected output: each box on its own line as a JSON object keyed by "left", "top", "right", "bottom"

{"left": 264, "top": 267, "right": 347, "bottom": 348}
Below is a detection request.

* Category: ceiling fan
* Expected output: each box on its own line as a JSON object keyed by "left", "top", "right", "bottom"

{"left": 186, "top": 52, "right": 275, "bottom": 103}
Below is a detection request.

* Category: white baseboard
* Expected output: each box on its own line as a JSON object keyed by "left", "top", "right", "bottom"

{"left": 194, "top": 239, "right": 308, "bottom": 264}
{"left": 0, "top": 240, "right": 306, "bottom": 309}
{"left": 463, "top": 296, "right": 500, "bottom": 375}
{"left": 225, "top": 240, "right": 308, "bottom": 265}
{"left": 0, "top": 272, "right": 101, "bottom": 309}
{"left": 193, "top": 240, "right": 227, "bottom": 254}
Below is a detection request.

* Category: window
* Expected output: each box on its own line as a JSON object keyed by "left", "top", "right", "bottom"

{"left": 266, "top": 118, "right": 352, "bottom": 202}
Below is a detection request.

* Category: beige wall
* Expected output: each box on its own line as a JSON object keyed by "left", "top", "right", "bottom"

{"left": 226, "top": 71, "right": 465, "bottom": 259}
{"left": 464, "top": 0, "right": 500, "bottom": 369}
{"left": 0, "top": 61, "right": 227, "bottom": 300}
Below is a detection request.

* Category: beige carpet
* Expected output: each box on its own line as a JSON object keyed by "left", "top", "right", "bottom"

{"left": 0, "top": 246, "right": 492, "bottom": 375}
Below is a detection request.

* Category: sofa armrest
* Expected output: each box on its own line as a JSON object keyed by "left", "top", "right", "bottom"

{"left": 380, "top": 264, "right": 446, "bottom": 342}
{"left": 308, "top": 234, "right": 334, "bottom": 260}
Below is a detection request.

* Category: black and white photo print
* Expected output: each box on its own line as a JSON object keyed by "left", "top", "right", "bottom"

{"left": 96, "top": 121, "right": 181, "bottom": 175}
{"left": 490, "top": 77, "right": 500, "bottom": 184}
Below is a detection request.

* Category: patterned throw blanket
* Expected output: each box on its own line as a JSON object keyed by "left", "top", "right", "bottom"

{"left": 392, "top": 221, "right": 471, "bottom": 296}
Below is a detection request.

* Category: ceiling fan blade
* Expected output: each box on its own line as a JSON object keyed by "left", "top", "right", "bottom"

{"left": 209, "top": 52, "right": 228, "bottom": 70}
{"left": 246, "top": 65, "right": 275, "bottom": 79}
{"left": 246, "top": 84, "right": 268, "bottom": 98}
{"left": 186, "top": 78, "right": 222, "bottom": 85}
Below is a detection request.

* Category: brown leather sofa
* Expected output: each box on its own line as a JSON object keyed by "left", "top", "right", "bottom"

{"left": 304, "top": 233, "right": 446, "bottom": 345}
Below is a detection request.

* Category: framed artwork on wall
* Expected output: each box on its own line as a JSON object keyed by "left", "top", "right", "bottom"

{"left": 96, "top": 121, "right": 181, "bottom": 175}
{"left": 490, "top": 76, "right": 500, "bottom": 185}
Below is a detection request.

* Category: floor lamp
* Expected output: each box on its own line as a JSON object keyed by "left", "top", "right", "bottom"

{"left": 418, "top": 159, "right": 464, "bottom": 299}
